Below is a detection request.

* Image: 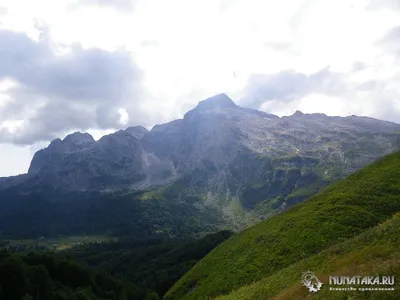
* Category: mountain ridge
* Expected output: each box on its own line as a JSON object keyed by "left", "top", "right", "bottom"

{"left": 1, "top": 93, "right": 400, "bottom": 228}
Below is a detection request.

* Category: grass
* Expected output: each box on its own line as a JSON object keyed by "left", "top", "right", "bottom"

{"left": 227, "top": 197, "right": 255, "bottom": 229}
{"left": 288, "top": 179, "right": 329, "bottom": 199}
{"left": 164, "top": 151, "right": 400, "bottom": 300}
{"left": 216, "top": 212, "right": 400, "bottom": 300}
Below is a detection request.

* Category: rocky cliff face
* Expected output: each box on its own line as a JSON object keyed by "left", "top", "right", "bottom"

{"left": 2, "top": 94, "right": 399, "bottom": 219}
{"left": 23, "top": 127, "right": 177, "bottom": 190}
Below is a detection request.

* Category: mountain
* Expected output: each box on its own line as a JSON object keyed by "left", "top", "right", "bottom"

{"left": 24, "top": 129, "right": 149, "bottom": 190}
{"left": 165, "top": 151, "right": 400, "bottom": 300}
{"left": 1, "top": 94, "right": 400, "bottom": 232}
{"left": 1, "top": 95, "right": 400, "bottom": 299}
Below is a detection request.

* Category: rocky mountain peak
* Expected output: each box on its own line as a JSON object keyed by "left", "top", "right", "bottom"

{"left": 196, "top": 93, "right": 237, "bottom": 110}
{"left": 292, "top": 110, "right": 304, "bottom": 117}
{"left": 28, "top": 132, "right": 94, "bottom": 175}
{"left": 63, "top": 132, "right": 95, "bottom": 145}
{"left": 125, "top": 126, "right": 149, "bottom": 139}
{"left": 183, "top": 93, "right": 236, "bottom": 118}
{"left": 49, "top": 138, "right": 62, "bottom": 147}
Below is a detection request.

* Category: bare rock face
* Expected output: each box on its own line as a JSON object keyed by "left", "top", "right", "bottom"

{"left": 29, "top": 132, "right": 95, "bottom": 175}
{"left": 124, "top": 126, "right": 149, "bottom": 139}
{"left": 23, "top": 131, "right": 146, "bottom": 190}
{"left": 2, "top": 94, "right": 399, "bottom": 214}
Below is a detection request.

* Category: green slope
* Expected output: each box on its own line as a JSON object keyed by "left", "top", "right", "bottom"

{"left": 216, "top": 212, "right": 400, "bottom": 300}
{"left": 165, "top": 151, "right": 400, "bottom": 300}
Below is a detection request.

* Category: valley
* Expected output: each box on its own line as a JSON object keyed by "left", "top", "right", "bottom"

{"left": 0, "top": 95, "right": 399, "bottom": 299}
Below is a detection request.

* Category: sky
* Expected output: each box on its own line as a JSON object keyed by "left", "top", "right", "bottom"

{"left": 0, "top": 0, "right": 400, "bottom": 176}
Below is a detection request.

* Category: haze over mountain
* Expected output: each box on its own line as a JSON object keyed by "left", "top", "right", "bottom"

{"left": 2, "top": 0, "right": 400, "bottom": 179}
{"left": 1, "top": 98, "right": 399, "bottom": 299}
{"left": 1, "top": 94, "right": 399, "bottom": 228}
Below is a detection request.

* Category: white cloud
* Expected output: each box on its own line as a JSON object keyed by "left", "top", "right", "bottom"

{"left": 0, "top": 143, "right": 40, "bottom": 177}
{"left": 0, "top": 0, "right": 400, "bottom": 175}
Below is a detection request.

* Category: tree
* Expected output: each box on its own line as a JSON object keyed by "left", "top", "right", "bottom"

{"left": 145, "top": 291, "right": 160, "bottom": 300}
{"left": 0, "top": 256, "right": 30, "bottom": 300}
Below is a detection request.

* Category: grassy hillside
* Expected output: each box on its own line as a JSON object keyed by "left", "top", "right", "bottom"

{"left": 165, "top": 151, "right": 400, "bottom": 300}
{"left": 216, "top": 212, "right": 400, "bottom": 300}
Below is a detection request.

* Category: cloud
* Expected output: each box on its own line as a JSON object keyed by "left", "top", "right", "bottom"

{"left": 242, "top": 71, "right": 308, "bottom": 106}
{"left": 240, "top": 66, "right": 400, "bottom": 124}
{"left": 218, "top": 0, "right": 239, "bottom": 13}
{"left": 352, "top": 61, "right": 369, "bottom": 72}
{"left": 1, "top": 0, "right": 400, "bottom": 177}
{"left": 357, "top": 80, "right": 378, "bottom": 91}
{"left": 0, "top": 6, "right": 7, "bottom": 15}
{"left": 265, "top": 42, "right": 294, "bottom": 51}
{"left": 378, "top": 25, "right": 400, "bottom": 55}
{"left": 0, "top": 29, "right": 145, "bottom": 145}
{"left": 68, "top": 0, "right": 137, "bottom": 12}
{"left": 241, "top": 68, "right": 349, "bottom": 108}
{"left": 140, "top": 40, "right": 160, "bottom": 48}
{"left": 0, "top": 143, "right": 33, "bottom": 177}
{"left": 289, "top": 0, "right": 319, "bottom": 29}
{"left": 368, "top": 0, "right": 400, "bottom": 11}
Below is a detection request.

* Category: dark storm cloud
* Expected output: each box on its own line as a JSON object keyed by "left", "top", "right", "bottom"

{"left": 0, "top": 29, "right": 143, "bottom": 145}
{"left": 242, "top": 68, "right": 348, "bottom": 108}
